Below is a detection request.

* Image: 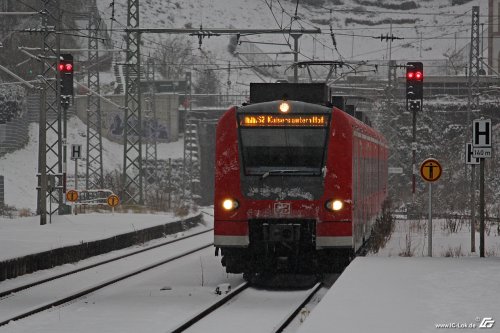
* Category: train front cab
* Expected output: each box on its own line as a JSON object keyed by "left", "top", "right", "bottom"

{"left": 214, "top": 104, "right": 387, "bottom": 274}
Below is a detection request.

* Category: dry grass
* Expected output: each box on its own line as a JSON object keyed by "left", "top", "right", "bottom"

{"left": 441, "top": 245, "right": 463, "bottom": 257}
{"left": 18, "top": 208, "right": 33, "bottom": 217}
{"left": 398, "top": 233, "right": 414, "bottom": 257}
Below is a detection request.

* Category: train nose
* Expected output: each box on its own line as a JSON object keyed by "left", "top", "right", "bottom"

{"left": 282, "top": 228, "right": 292, "bottom": 240}
{"left": 265, "top": 223, "right": 301, "bottom": 242}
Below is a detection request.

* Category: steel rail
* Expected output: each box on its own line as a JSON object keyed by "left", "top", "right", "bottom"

{"left": 170, "top": 281, "right": 325, "bottom": 333}
{"left": 0, "top": 243, "right": 212, "bottom": 326}
{"left": 271, "top": 282, "right": 323, "bottom": 333}
{"left": 170, "top": 282, "right": 250, "bottom": 333}
{"left": 0, "top": 241, "right": 213, "bottom": 327}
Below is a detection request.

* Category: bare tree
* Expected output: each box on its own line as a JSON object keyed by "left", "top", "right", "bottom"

{"left": 443, "top": 48, "right": 467, "bottom": 75}
{"left": 154, "top": 36, "right": 195, "bottom": 79}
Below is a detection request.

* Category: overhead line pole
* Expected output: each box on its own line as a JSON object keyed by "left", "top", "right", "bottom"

{"left": 36, "top": 0, "right": 63, "bottom": 225}
{"left": 291, "top": 34, "right": 301, "bottom": 83}
{"left": 123, "top": 0, "right": 143, "bottom": 204}
{"left": 86, "top": 1, "right": 104, "bottom": 190}
{"left": 467, "top": 6, "right": 480, "bottom": 254}
{"left": 144, "top": 58, "right": 158, "bottom": 200}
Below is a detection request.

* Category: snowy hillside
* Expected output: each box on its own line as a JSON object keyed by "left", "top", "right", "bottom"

{"left": 95, "top": 0, "right": 487, "bottom": 83}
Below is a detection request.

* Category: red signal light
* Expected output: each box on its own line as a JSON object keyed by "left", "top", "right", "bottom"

{"left": 58, "top": 62, "right": 73, "bottom": 72}
{"left": 406, "top": 71, "right": 423, "bottom": 81}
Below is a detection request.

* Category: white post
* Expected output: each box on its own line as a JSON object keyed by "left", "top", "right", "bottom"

{"left": 428, "top": 182, "right": 432, "bottom": 257}
{"left": 74, "top": 159, "right": 78, "bottom": 190}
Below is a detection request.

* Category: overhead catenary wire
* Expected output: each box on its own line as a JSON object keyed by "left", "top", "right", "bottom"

{"left": 12, "top": 0, "right": 493, "bottom": 86}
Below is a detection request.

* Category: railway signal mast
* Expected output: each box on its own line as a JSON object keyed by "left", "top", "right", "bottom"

{"left": 406, "top": 62, "right": 423, "bottom": 201}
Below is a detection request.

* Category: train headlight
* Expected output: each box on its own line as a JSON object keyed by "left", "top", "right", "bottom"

{"left": 326, "top": 199, "right": 343, "bottom": 211}
{"left": 222, "top": 198, "right": 239, "bottom": 211}
{"left": 279, "top": 101, "right": 290, "bottom": 113}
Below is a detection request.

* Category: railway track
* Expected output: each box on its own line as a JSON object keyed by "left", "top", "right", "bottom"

{"left": 171, "top": 281, "right": 325, "bottom": 333}
{"left": 0, "top": 229, "right": 214, "bottom": 327}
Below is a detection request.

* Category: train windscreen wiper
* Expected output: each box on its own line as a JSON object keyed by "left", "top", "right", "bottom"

{"left": 260, "top": 169, "right": 307, "bottom": 180}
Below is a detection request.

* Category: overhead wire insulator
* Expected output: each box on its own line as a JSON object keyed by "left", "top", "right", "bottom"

{"left": 329, "top": 25, "right": 337, "bottom": 50}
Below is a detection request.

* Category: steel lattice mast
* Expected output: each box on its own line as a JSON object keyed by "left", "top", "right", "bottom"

{"left": 86, "top": 1, "right": 104, "bottom": 190}
{"left": 467, "top": 5, "right": 480, "bottom": 253}
{"left": 144, "top": 58, "right": 158, "bottom": 198}
{"left": 37, "top": 0, "right": 62, "bottom": 225}
{"left": 123, "top": 0, "right": 143, "bottom": 204}
{"left": 467, "top": 6, "right": 480, "bottom": 120}
{"left": 385, "top": 60, "right": 402, "bottom": 197}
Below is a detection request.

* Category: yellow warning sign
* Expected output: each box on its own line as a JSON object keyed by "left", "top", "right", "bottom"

{"left": 107, "top": 194, "right": 120, "bottom": 207}
{"left": 66, "top": 190, "right": 79, "bottom": 202}
{"left": 420, "top": 158, "right": 442, "bottom": 182}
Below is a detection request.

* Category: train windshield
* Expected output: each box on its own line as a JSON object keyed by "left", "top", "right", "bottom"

{"left": 239, "top": 126, "right": 328, "bottom": 176}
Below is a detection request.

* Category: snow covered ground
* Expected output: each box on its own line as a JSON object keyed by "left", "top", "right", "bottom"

{"left": 295, "top": 217, "right": 500, "bottom": 333}
{"left": 0, "top": 245, "right": 244, "bottom": 333}
{"left": 298, "top": 256, "right": 500, "bottom": 333}
{"left": 0, "top": 210, "right": 203, "bottom": 262}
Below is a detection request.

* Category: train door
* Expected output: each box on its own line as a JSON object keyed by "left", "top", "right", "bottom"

{"left": 353, "top": 135, "right": 359, "bottom": 250}
{"left": 356, "top": 136, "right": 365, "bottom": 251}
{"left": 362, "top": 140, "right": 366, "bottom": 245}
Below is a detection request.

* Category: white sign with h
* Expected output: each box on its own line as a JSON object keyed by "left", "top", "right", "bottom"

{"left": 71, "top": 144, "right": 82, "bottom": 160}
{"left": 472, "top": 119, "right": 492, "bottom": 158}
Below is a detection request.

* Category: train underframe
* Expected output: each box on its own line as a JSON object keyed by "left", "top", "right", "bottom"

{"left": 218, "top": 219, "right": 354, "bottom": 276}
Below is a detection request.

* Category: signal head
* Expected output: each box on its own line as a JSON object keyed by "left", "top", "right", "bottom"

{"left": 59, "top": 53, "right": 74, "bottom": 96}
{"left": 406, "top": 62, "right": 424, "bottom": 104}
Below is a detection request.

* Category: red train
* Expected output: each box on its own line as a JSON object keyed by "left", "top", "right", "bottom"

{"left": 214, "top": 83, "right": 388, "bottom": 276}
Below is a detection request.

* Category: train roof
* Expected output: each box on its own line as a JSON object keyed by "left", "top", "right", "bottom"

{"left": 332, "top": 108, "right": 387, "bottom": 145}
{"left": 250, "top": 82, "right": 330, "bottom": 105}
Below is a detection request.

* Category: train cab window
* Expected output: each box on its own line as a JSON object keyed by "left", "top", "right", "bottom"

{"left": 239, "top": 127, "right": 328, "bottom": 176}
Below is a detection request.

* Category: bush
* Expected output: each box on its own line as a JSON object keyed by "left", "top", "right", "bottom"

{"left": 18, "top": 208, "right": 32, "bottom": 217}
{"left": 367, "top": 199, "right": 395, "bottom": 253}
{"left": 0, "top": 204, "right": 16, "bottom": 218}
